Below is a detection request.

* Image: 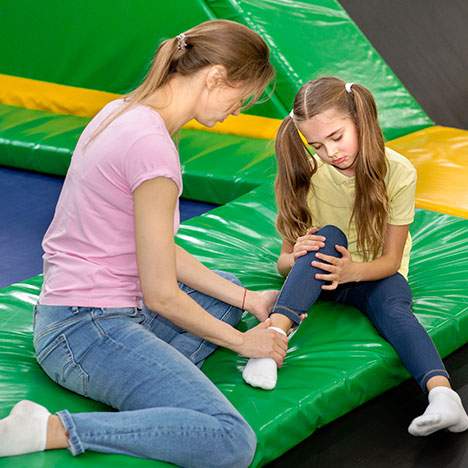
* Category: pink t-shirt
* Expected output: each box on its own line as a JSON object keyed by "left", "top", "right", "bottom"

{"left": 39, "top": 99, "right": 183, "bottom": 307}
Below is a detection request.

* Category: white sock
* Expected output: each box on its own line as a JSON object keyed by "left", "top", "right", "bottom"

{"left": 242, "top": 326, "right": 287, "bottom": 390}
{"left": 408, "top": 386, "right": 468, "bottom": 436}
{"left": 0, "top": 400, "right": 51, "bottom": 457}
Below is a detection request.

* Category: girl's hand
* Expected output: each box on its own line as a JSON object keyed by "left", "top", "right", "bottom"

{"left": 292, "top": 227, "right": 326, "bottom": 262}
{"left": 236, "top": 319, "right": 289, "bottom": 367}
{"left": 312, "top": 244, "right": 355, "bottom": 290}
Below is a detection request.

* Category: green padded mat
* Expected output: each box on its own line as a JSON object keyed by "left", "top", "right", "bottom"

{"left": 206, "top": 0, "right": 433, "bottom": 139}
{"left": 0, "top": 104, "right": 276, "bottom": 204}
{"left": 1, "top": 0, "right": 431, "bottom": 134}
{"left": 1, "top": 182, "right": 467, "bottom": 467}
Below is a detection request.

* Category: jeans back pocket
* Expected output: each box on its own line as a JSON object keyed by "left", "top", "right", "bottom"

{"left": 36, "top": 333, "right": 89, "bottom": 397}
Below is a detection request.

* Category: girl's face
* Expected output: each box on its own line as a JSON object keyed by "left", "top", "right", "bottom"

{"left": 298, "top": 108, "right": 359, "bottom": 176}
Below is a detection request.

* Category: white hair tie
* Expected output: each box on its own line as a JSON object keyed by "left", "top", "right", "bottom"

{"left": 289, "top": 110, "right": 295, "bottom": 119}
{"left": 176, "top": 33, "right": 187, "bottom": 50}
{"left": 345, "top": 82, "right": 354, "bottom": 93}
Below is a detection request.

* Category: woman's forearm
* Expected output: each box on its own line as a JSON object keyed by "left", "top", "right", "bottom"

{"left": 151, "top": 288, "right": 244, "bottom": 351}
{"left": 174, "top": 245, "right": 249, "bottom": 309}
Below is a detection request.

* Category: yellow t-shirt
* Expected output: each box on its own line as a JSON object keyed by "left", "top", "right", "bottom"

{"left": 307, "top": 147, "right": 417, "bottom": 279}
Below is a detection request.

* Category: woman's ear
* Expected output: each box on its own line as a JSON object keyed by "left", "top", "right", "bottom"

{"left": 205, "top": 64, "right": 228, "bottom": 90}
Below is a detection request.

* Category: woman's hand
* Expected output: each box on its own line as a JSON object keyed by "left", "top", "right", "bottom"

{"left": 246, "top": 290, "right": 308, "bottom": 324}
{"left": 236, "top": 319, "right": 289, "bottom": 367}
{"left": 312, "top": 244, "right": 356, "bottom": 290}
{"left": 292, "top": 227, "right": 326, "bottom": 262}
{"left": 246, "top": 290, "right": 279, "bottom": 322}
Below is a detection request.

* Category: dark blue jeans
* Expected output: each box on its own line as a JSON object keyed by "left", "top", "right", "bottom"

{"left": 271, "top": 225, "right": 449, "bottom": 392}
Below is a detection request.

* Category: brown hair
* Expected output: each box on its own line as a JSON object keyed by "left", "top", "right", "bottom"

{"left": 86, "top": 19, "right": 274, "bottom": 145}
{"left": 275, "top": 76, "right": 388, "bottom": 260}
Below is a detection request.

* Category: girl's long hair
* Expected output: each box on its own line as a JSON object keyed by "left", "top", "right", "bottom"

{"left": 86, "top": 19, "right": 274, "bottom": 146}
{"left": 275, "top": 76, "right": 388, "bottom": 260}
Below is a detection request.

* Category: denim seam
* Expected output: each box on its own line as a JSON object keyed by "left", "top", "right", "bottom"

{"left": 61, "top": 333, "right": 90, "bottom": 396}
{"left": 271, "top": 305, "right": 301, "bottom": 325}
{"left": 36, "top": 333, "right": 89, "bottom": 396}
{"left": 80, "top": 425, "right": 226, "bottom": 439}
{"left": 421, "top": 368, "right": 450, "bottom": 387}
{"left": 56, "top": 410, "right": 84, "bottom": 456}
{"left": 34, "top": 315, "right": 85, "bottom": 342}
{"left": 189, "top": 303, "right": 239, "bottom": 362}
{"left": 87, "top": 324, "right": 231, "bottom": 414}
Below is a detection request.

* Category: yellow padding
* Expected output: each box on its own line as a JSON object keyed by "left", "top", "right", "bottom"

{"left": 0, "top": 74, "right": 281, "bottom": 140}
{"left": 1, "top": 75, "right": 466, "bottom": 218}
{"left": 388, "top": 126, "right": 468, "bottom": 219}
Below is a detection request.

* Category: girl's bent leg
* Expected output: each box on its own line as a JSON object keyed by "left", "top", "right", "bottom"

{"left": 243, "top": 225, "right": 348, "bottom": 390}
{"left": 270, "top": 225, "right": 348, "bottom": 328}
{"left": 33, "top": 305, "right": 255, "bottom": 467}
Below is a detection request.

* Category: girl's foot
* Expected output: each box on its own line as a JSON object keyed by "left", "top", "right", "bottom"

{"left": 0, "top": 400, "right": 51, "bottom": 457}
{"left": 408, "top": 386, "right": 468, "bottom": 436}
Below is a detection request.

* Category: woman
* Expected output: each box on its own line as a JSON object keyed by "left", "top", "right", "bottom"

{"left": 0, "top": 20, "right": 289, "bottom": 467}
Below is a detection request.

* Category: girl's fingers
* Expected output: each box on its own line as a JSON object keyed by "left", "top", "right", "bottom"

{"left": 294, "top": 250, "right": 307, "bottom": 259}
{"left": 315, "top": 252, "right": 339, "bottom": 264}
{"left": 321, "top": 282, "right": 338, "bottom": 290}
{"left": 312, "top": 261, "right": 336, "bottom": 273}
{"left": 315, "top": 273, "right": 337, "bottom": 282}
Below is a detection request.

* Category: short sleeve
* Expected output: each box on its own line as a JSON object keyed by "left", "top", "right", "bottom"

{"left": 124, "top": 133, "right": 182, "bottom": 194}
{"left": 388, "top": 166, "right": 417, "bottom": 225}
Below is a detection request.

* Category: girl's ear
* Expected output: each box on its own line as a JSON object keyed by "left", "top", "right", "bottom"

{"left": 205, "top": 65, "right": 228, "bottom": 90}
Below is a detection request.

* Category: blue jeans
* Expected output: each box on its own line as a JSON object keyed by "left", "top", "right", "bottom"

{"left": 271, "top": 225, "right": 449, "bottom": 392}
{"left": 33, "top": 270, "right": 256, "bottom": 468}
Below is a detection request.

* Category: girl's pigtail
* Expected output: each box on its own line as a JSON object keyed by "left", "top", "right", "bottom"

{"left": 350, "top": 85, "right": 388, "bottom": 260}
{"left": 274, "top": 116, "right": 315, "bottom": 246}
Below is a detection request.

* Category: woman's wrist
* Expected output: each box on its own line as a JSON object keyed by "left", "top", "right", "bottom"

{"left": 243, "top": 289, "right": 258, "bottom": 313}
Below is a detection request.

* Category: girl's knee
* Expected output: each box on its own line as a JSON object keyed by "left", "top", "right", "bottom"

{"left": 317, "top": 224, "right": 348, "bottom": 248}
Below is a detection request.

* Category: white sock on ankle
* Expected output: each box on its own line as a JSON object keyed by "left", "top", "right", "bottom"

{"left": 242, "top": 326, "right": 287, "bottom": 390}
{"left": 0, "top": 400, "right": 51, "bottom": 457}
{"left": 408, "top": 386, "right": 468, "bottom": 436}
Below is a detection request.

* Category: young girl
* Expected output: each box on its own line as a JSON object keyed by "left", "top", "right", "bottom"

{"left": 242, "top": 76, "right": 468, "bottom": 437}
{"left": 0, "top": 20, "right": 289, "bottom": 467}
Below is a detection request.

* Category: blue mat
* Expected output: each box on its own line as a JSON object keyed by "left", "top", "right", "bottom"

{"left": 0, "top": 166, "right": 216, "bottom": 287}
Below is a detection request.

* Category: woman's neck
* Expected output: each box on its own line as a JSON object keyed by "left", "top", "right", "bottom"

{"left": 143, "top": 76, "right": 199, "bottom": 135}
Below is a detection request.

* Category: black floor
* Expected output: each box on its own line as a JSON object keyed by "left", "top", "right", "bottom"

{"left": 268, "top": 344, "right": 468, "bottom": 468}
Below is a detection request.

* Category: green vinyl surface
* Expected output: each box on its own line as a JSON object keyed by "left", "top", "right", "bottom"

{"left": 206, "top": 0, "right": 433, "bottom": 138}
{"left": 1, "top": 0, "right": 431, "bottom": 135}
{"left": 1, "top": 181, "right": 467, "bottom": 466}
{"left": 0, "top": 104, "right": 276, "bottom": 204}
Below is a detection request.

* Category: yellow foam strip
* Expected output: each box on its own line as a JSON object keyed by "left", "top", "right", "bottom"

{"left": 0, "top": 74, "right": 281, "bottom": 140}
{"left": 388, "top": 126, "right": 468, "bottom": 219}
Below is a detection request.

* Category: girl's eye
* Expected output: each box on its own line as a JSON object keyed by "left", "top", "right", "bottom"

{"left": 332, "top": 135, "right": 342, "bottom": 142}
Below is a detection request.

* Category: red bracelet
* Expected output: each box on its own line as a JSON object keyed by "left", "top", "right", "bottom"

{"left": 241, "top": 288, "right": 247, "bottom": 310}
